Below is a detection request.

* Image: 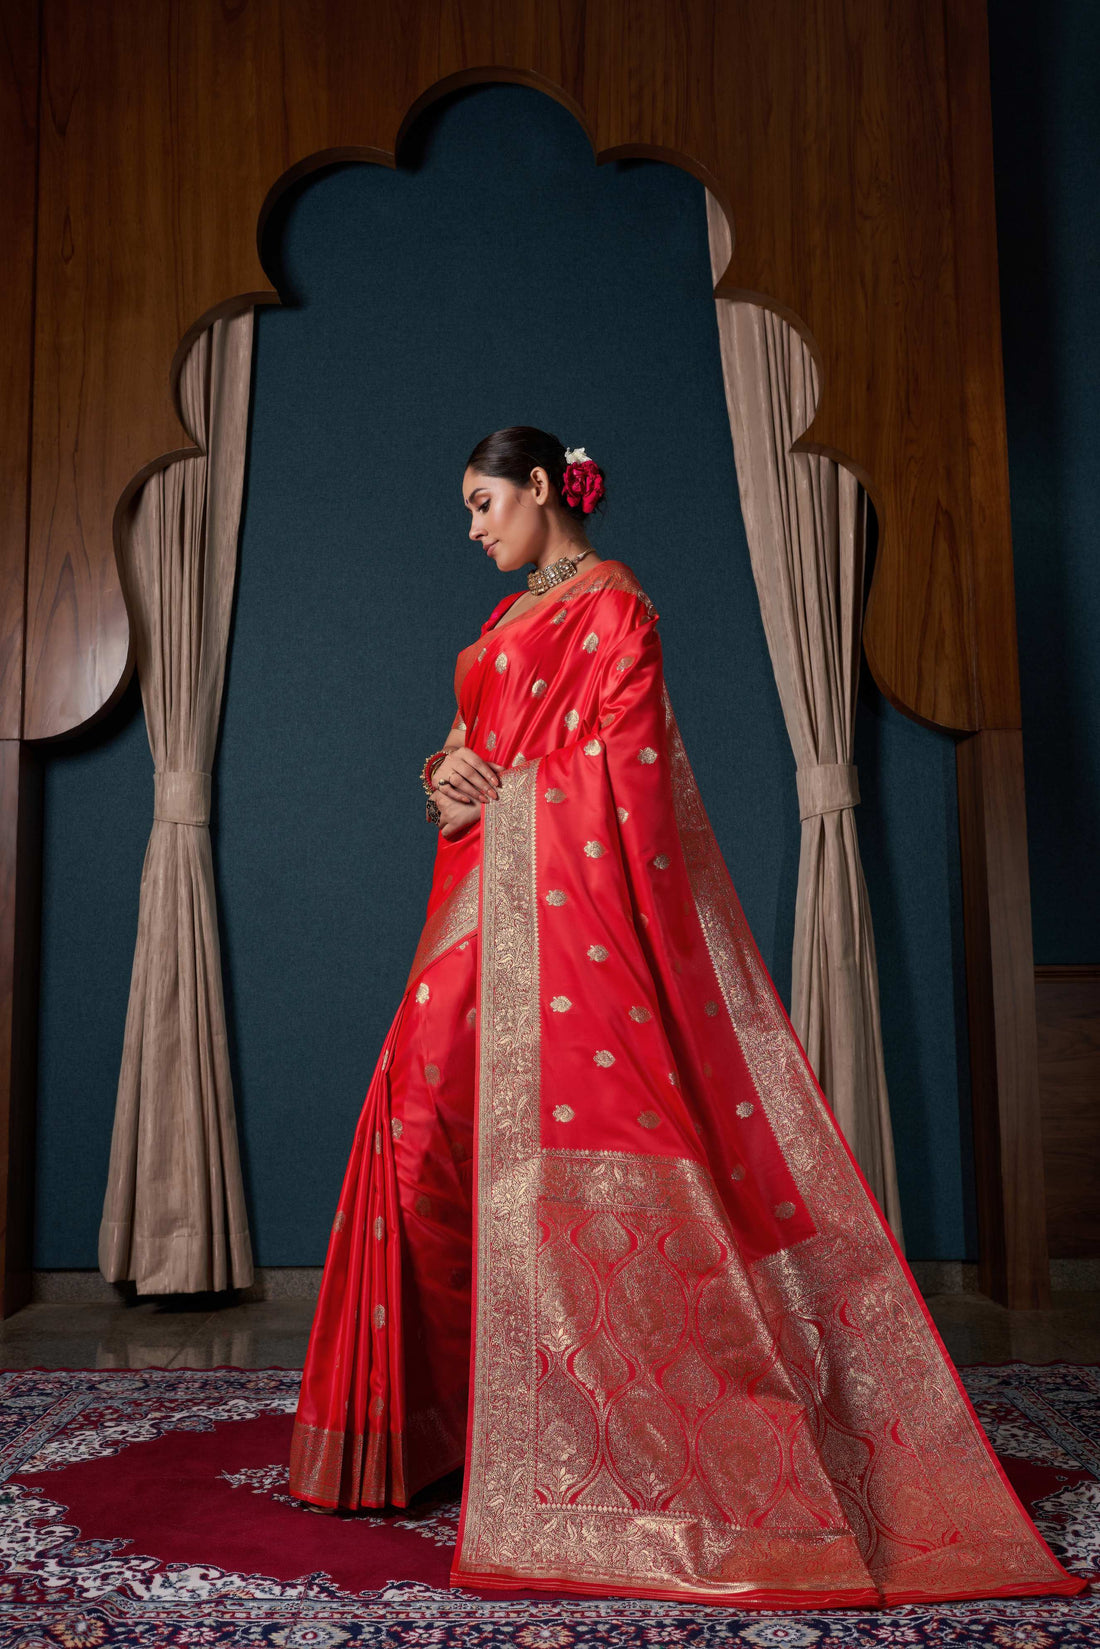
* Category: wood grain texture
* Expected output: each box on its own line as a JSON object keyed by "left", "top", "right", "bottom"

{"left": 0, "top": 2, "right": 41, "bottom": 1318}
{"left": 957, "top": 729, "right": 1050, "bottom": 1308}
{"left": 25, "top": 0, "right": 1017, "bottom": 741}
{"left": 1035, "top": 968, "right": 1100, "bottom": 1259}
{"left": 0, "top": 0, "right": 39, "bottom": 741}
{"left": 939, "top": 0, "right": 1020, "bottom": 729}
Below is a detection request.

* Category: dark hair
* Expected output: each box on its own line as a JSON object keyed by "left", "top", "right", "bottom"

{"left": 465, "top": 425, "right": 606, "bottom": 520}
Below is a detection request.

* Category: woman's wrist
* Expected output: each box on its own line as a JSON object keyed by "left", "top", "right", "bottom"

{"left": 421, "top": 748, "right": 449, "bottom": 797}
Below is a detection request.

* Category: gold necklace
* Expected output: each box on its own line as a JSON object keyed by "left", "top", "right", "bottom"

{"left": 527, "top": 547, "right": 593, "bottom": 595}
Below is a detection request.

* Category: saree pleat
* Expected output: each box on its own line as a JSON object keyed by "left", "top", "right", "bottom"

{"left": 290, "top": 923, "right": 479, "bottom": 1508}
{"left": 289, "top": 995, "right": 408, "bottom": 1507}
{"left": 290, "top": 560, "right": 1083, "bottom": 1611}
{"left": 389, "top": 934, "right": 478, "bottom": 1490}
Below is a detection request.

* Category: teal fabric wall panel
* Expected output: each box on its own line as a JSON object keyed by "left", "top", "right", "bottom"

{"left": 35, "top": 85, "right": 974, "bottom": 1268}
{"left": 989, "top": 0, "right": 1099, "bottom": 966}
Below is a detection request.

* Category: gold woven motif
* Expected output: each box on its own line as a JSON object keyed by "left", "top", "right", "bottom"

{"left": 404, "top": 864, "right": 479, "bottom": 989}
{"left": 659, "top": 680, "right": 1067, "bottom": 1594}
{"left": 460, "top": 749, "right": 867, "bottom": 1596}
{"left": 452, "top": 571, "right": 1068, "bottom": 1601}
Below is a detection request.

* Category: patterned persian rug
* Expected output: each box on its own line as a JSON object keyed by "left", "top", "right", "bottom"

{"left": 0, "top": 1362, "right": 1096, "bottom": 1646}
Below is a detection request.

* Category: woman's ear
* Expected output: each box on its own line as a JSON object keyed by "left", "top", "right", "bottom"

{"left": 529, "top": 465, "right": 551, "bottom": 506}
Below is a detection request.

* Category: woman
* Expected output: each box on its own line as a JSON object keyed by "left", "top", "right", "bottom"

{"left": 289, "top": 427, "right": 1082, "bottom": 1609}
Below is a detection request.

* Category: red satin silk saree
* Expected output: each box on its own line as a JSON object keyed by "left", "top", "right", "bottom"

{"left": 290, "top": 559, "right": 1083, "bottom": 1609}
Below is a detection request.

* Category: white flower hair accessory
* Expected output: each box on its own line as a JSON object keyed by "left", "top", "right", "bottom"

{"left": 564, "top": 446, "right": 590, "bottom": 464}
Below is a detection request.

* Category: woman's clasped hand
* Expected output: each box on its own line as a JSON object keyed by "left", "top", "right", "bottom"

{"left": 431, "top": 748, "right": 506, "bottom": 839}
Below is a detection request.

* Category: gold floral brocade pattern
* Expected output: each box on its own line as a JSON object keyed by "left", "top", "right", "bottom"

{"left": 450, "top": 562, "right": 1073, "bottom": 1604}
{"left": 290, "top": 1421, "right": 373, "bottom": 1509}
{"left": 658, "top": 681, "right": 1068, "bottom": 1595}
{"left": 459, "top": 752, "right": 874, "bottom": 1598}
{"left": 465, "top": 760, "right": 543, "bottom": 1578}
{"left": 404, "top": 865, "right": 479, "bottom": 990}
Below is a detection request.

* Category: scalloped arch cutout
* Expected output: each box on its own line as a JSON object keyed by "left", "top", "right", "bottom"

{"left": 111, "top": 71, "right": 875, "bottom": 739}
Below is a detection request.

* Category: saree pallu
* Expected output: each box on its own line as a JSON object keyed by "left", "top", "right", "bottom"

{"left": 290, "top": 559, "right": 1083, "bottom": 1609}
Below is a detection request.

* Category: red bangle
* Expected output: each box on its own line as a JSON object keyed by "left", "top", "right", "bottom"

{"left": 421, "top": 748, "right": 449, "bottom": 795}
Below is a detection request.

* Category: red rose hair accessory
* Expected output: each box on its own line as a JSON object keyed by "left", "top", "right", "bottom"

{"left": 561, "top": 446, "right": 605, "bottom": 515}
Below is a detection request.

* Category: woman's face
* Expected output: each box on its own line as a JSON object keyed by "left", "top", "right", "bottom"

{"left": 463, "top": 465, "right": 551, "bottom": 573}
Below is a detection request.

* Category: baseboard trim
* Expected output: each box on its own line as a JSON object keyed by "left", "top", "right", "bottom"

{"left": 900, "top": 1259, "right": 1100, "bottom": 1294}
{"left": 29, "top": 1258, "right": 1100, "bottom": 1305}
{"left": 30, "top": 1267, "right": 324, "bottom": 1303}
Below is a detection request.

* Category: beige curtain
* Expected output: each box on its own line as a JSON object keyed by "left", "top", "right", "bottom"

{"left": 705, "top": 192, "right": 903, "bottom": 1242}
{"left": 99, "top": 312, "right": 255, "bottom": 1293}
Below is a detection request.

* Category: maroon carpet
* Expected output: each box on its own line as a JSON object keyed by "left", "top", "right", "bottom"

{"left": 19, "top": 1409, "right": 462, "bottom": 1594}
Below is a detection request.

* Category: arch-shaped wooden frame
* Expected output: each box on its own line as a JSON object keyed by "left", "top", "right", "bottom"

{"left": 118, "top": 73, "right": 748, "bottom": 724}
{"left": 0, "top": 0, "right": 1046, "bottom": 1313}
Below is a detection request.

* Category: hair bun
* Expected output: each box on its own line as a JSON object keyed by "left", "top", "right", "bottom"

{"left": 465, "top": 426, "right": 606, "bottom": 519}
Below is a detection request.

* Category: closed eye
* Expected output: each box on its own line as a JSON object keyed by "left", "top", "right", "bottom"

{"left": 479, "top": 500, "right": 490, "bottom": 512}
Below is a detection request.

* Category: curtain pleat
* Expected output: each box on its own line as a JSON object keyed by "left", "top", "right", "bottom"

{"left": 99, "top": 312, "right": 255, "bottom": 1293}
{"left": 705, "top": 192, "right": 903, "bottom": 1241}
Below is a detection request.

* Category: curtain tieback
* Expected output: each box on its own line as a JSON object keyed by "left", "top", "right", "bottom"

{"left": 154, "top": 769, "right": 212, "bottom": 827}
{"left": 796, "top": 762, "right": 860, "bottom": 821}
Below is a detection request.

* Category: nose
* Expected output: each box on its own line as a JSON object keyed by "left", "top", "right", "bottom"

{"left": 469, "top": 516, "right": 485, "bottom": 542}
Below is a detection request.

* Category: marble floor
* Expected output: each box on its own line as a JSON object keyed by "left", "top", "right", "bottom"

{"left": 0, "top": 1291, "right": 1097, "bottom": 1372}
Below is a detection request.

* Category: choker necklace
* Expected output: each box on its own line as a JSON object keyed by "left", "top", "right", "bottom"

{"left": 527, "top": 547, "right": 593, "bottom": 596}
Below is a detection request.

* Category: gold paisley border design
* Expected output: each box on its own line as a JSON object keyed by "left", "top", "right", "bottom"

{"left": 456, "top": 756, "right": 874, "bottom": 1600}
{"left": 453, "top": 645, "right": 1073, "bottom": 1600}
{"left": 404, "top": 863, "right": 479, "bottom": 990}
{"left": 660, "top": 681, "right": 1070, "bottom": 1593}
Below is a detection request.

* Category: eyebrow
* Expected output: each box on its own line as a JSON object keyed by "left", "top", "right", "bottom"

{"left": 464, "top": 486, "right": 488, "bottom": 507}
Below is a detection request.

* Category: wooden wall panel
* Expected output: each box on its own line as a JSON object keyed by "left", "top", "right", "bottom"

{"left": 706, "top": 1, "right": 978, "bottom": 734}
{"left": 26, "top": 0, "right": 601, "bottom": 741}
{"left": 26, "top": 0, "right": 1003, "bottom": 743}
{"left": 0, "top": 1, "right": 41, "bottom": 1319}
{"left": 1036, "top": 968, "right": 1100, "bottom": 1260}
{"left": 941, "top": 0, "right": 1021, "bottom": 730}
{"left": 957, "top": 730, "right": 1050, "bottom": 1307}
{"left": 0, "top": 0, "right": 38, "bottom": 741}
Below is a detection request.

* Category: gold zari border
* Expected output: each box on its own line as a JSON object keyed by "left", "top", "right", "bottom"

{"left": 454, "top": 672, "right": 1072, "bottom": 1600}
{"left": 659, "top": 683, "right": 1067, "bottom": 1593}
{"left": 405, "top": 863, "right": 479, "bottom": 989}
{"left": 458, "top": 755, "right": 873, "bottom": 1597}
